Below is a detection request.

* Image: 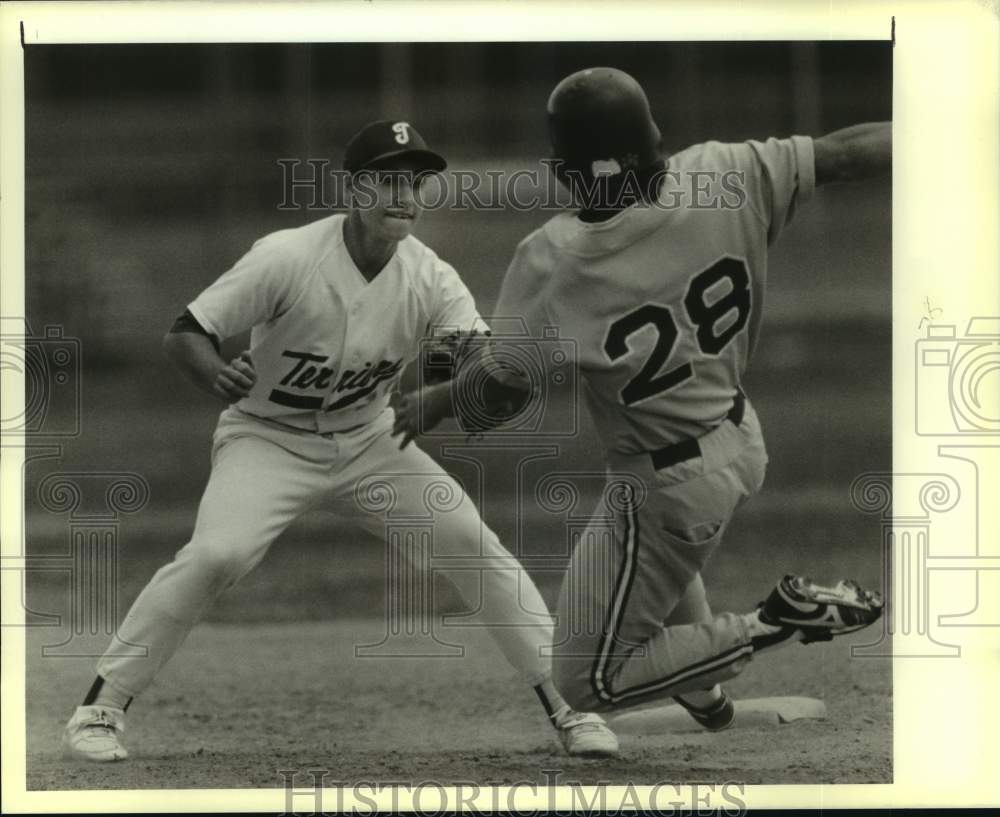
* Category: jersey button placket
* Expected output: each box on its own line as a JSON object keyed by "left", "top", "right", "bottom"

{"left": 348, "top": 298, "right": 363, "bottom": 366}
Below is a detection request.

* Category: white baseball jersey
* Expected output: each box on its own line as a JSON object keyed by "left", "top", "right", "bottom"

{"left": 496, "top": 136, "right": 815, "bottom": 455}
{"left": 189, "top": 213, "right": 485, "bottom": 433}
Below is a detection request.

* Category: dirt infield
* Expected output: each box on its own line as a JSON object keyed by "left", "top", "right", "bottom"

{"left": 26, "top": 618, "right": 890, "bottom": 790}
{"left": 24, "top": 477, "right": 892, "bottom": 791}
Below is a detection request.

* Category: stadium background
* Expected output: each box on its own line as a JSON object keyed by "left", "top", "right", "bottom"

{"left": 22, "top": 41, "right": 892, "bottom": 786}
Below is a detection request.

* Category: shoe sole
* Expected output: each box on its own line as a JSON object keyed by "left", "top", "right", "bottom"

{"left": 766, "top": 576, "right": 883, "bottom": 636}
{"left": 565, "top": 743, "right": 621, "bottom": 758}
{"left": 61, "top": 734, "right": 128, "bottom": 763}
{"left": 560, "top": 730, "right": 620, "bottom": 758}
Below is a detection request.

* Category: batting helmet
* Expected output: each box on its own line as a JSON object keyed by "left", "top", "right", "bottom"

{"left": 547, "top": 67, "right": 662, "bottom": 184}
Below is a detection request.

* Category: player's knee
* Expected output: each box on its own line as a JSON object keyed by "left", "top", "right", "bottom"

{"left": 189, "top": 547, "right": 252, "bottom": 586}
{"left": 437, "top": 518, "right": 508, "bottom": 560}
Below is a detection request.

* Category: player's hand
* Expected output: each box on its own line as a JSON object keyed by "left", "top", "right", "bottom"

{"left": 392, "top": 384, "right": 452, "bottom": 449}
{"left": 213, "top": 350, "right": 257, "bottom": 402}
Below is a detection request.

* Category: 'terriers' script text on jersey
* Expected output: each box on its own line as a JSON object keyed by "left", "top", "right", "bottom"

{"left": 189, "top": 214, "right": 485, "bottom": 432}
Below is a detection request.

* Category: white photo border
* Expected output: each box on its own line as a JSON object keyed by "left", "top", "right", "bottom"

{"left": 2, "top": 0, "right": 998, "bottom": 811}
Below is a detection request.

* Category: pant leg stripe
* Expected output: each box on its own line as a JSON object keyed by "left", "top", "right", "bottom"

{"left": 589, "top": 503, "right": 630, "bottom": 703}
{"left": 604, "top": 642, "right": 753, "bottom": 705}
{"left": 590, "top": 489, "right": 639, "bottom": 704}
{"left": 590, "top": 498, "right": 631, "bottom": 702}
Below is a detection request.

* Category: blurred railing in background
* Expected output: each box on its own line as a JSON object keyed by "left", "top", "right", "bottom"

{"left": 27, "top": 42, "right": 889, "bottom": 212}
{"left": 26, "top": 42, "right": 891, "bottom": 365}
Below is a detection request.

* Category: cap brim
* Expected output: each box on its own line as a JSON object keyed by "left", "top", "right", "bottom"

{"left": 350, "top": 148, "right": 447, "bottom": 174}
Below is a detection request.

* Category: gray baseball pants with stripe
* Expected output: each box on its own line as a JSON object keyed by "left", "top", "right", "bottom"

{"left": 551, "top": 401, "right": 769, "bottom": 711}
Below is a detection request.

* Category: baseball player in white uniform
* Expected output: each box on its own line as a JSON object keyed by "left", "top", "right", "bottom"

{"left": 395, "top": 68, "right": 888, "bottom": 728}
{"left": 62, "top": 120, "right": 619, "bottom": 761}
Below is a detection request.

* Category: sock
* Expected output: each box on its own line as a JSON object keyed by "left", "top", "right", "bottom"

{"left": 676, "top": 684, "right": 724, "bottom": 709}
{"left": 533, "top": 677, "right": 571, "bottom": 727}
{"left": 742, "top": 610, "right": 805, "bottom": 654}
{"left": 82, "top": 675, "right": 132, "bottom": 711}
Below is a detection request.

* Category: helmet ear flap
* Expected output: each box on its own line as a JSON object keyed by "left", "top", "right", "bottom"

{"left": 546, "top": 67, "right": 662, "bottom": 189}
{"left": 546, "top": 115, "right": 572, "bottom": 185}
{"left": 546, "top": 155, "right": 570, "bottom": 186}
{"left": 546, "top": 115, "right": 595, "bottom": 192}
{"left": 651, "top": 122, "right": 664, "bottom": 158}
{"left": 544, "top": 156, "right": 591, "bottom": 203}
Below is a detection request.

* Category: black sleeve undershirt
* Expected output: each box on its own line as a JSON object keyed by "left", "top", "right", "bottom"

{"left": 168, "top": 309, "right": 221, "bottom": 354}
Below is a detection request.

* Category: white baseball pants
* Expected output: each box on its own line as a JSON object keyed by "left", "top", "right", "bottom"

{"left": 98, "top": 407, "right": 554, "bottom": 697}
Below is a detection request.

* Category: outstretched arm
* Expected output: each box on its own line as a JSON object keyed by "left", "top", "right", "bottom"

{"left": 391, "top": 339, "right": 532, "bottom": 448}
{"left": 813, "top": 122, "right": 891, "bottom": 186}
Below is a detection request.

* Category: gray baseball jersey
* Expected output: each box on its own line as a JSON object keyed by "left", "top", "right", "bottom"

{"left": 496, "top": 136, "right": 815, "bottom": 454}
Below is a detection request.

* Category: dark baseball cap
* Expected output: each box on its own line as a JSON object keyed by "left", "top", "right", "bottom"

{"left": 343, "top": 120, "right": 447, "bottom": 175}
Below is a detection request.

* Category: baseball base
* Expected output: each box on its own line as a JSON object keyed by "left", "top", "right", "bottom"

{"left": 608, "top": 697, "right": 827, "bottom": 734}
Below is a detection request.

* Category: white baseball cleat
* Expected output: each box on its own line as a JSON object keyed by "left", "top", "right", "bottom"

{"left": 556, "top": 710, "right": 620, "bottom": 757}
{"left": 62, "top": 705, "right": 129, "bottom": 762}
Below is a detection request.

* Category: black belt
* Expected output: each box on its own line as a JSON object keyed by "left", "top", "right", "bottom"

{"left": 649, "top": 388, "right": 746, "bottom": 472}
